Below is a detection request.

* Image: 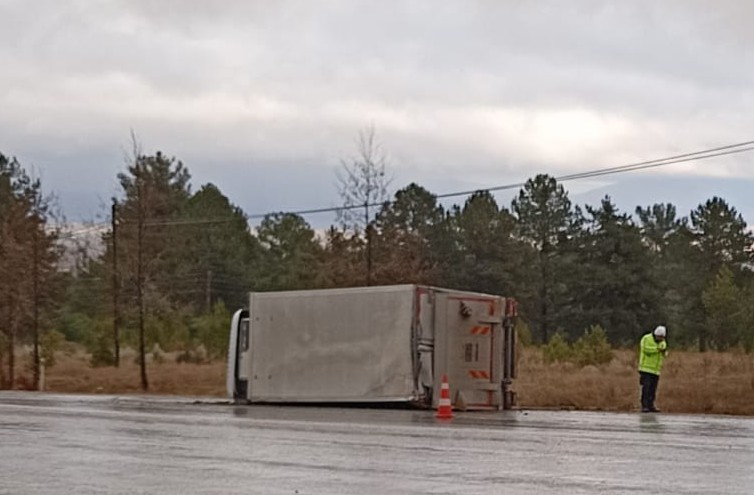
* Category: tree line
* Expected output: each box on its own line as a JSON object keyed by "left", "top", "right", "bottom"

{"left": 1, "top": 141, "right": 753, "bottom": 389}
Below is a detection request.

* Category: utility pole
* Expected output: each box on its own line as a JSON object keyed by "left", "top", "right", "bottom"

{"left": 111, "top": 200, "right": 120, "bottom": 367}
{"left": 365, "top": 172, "right": 372, "bottom": 286}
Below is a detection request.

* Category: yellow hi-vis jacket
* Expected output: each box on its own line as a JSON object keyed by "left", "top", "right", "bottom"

{"left": 639, "top": 333, "right": 667, "bottom": 376}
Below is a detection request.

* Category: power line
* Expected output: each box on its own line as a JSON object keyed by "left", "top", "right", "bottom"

{"left": 250, "top": 139, "right": 754, "bottom": 215}
{"left": 556, "top": 146, "right": 754, "bottom": 183}
{"left": 437, "top": 142, "right": 754, "bottom": 199}
{"left": 559, "top": 139, "right": 754, "bottom": 178}
{"left": 57, "top": 139, "right": 754, "bottom": 235}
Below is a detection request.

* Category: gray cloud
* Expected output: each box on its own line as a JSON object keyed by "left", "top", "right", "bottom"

{"left": 2, "top": 0, "right": 754, "bottom": 224}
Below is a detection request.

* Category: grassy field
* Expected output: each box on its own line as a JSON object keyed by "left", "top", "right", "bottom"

{"left": 41, "top": 347, "right": 227, "bottom": 397}
{"left": 517, "top": 347, "right": 754, "bottom": 415}
{"left": 19, "top": 345, "right": 754, "bottom": 416}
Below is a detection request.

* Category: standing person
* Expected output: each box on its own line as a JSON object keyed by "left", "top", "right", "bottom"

{"left": 638, "top": 326, "right": 668, "bottom": 413}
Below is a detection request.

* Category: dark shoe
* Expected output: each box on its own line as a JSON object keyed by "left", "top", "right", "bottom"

{"left": 641, "top": 408, "right": 652, "bottom": 413}
{"left": 649, "top": 408, "right": 661, "bottom": 413}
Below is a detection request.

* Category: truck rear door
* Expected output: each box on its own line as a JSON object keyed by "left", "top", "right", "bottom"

{"left": 436, "top": 294, "right": 503, "bottom": 410}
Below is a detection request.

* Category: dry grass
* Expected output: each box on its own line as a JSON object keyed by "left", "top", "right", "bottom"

{"left": 12, "top": 345, "right": 754, "bottom": 416}
{"left": 43, "top": 347, "right": 226, "bottom": 397}
{"left": 516, "top": 347, "right": 754, "bottom": 415}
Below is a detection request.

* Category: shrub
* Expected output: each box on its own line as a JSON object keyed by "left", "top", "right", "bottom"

{"left": 41, "top": 330, "right": 66, "bottom": 368}
{"left": 84, "top": 318, "right": 116, "bottom": 367}
{"left": 543, "top": 333, "right": 573, "bottom": 363}
{"left": 516, "top": 320, "right": 533, "bottom": 347}
{"left": 191, "top": 302, "right": 231, "bottom": 361}
{"left": 573, "top": 325, "right": 614, "bottom": 367}
{"left": 89, "top": 329, "right": 115, "bottom": 368}
{"left": 176, "top": 345, "right": 208, "bottom": 365}
{"left": 145, "top": 307, "right": 191, "bottom": 352}
{"left": 151, "top": 344, "right": 165, "bottom": 365}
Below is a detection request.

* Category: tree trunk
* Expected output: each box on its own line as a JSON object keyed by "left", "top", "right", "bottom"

{"left": 366, "top": 225, "right": 373, "bottom": 286}
{"left": 8, "top": 327, "right": 14, "bottom": 390}
{"left": 698, "top": 326, "right": 707, "bottom": 353}
{"left": 112, "top": 200, "right": 120, "bottom": 367}
{"left": 137, "top": 180, "right": 148, "bottom": 391}
{"left": 0, "top": 347, "right": 4, "bottom": 389}
{"left": 5, "top": 294, "right": 14, "bottom": 389}
{"left": 539, "top": 251, "right": 550, "bottom": 343}
{"left": 32, "top": 230, "right": 40, "bottom": 390}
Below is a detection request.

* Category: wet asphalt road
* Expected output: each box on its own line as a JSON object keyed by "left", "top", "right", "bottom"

{"left": 1, "top": 393, "right": 753, "bottom": 495}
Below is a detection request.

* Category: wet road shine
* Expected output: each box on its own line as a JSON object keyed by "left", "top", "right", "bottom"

{"left": 1, "top": 393, "right": 752, "bottom": 494}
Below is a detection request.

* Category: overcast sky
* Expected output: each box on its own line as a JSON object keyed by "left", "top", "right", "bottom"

{"left": 2, "top": 0, "right": 754, "bottom": 226}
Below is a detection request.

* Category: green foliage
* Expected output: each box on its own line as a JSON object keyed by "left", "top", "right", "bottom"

{"left": 177, "top": 183, "right": 261, "bottom": 308}
{"left": 572, "top": 325, "right": 614, "bottom": 367}
{"left": 191, "top": 301, "right": 231, "bottom": 360}
{"left": 542, "top": 326, "right": 614, "bottom": 367}
{"left": 89, "top": 326, "right": 115, "bottom": 367}
{"left": 440, "top": 191, "right": 528, "bottom": 296}
{"left": 0, "top": 153, "right": 62, "bottom": 384}
{"left": 569, "top": 197, "right": 662, "bottom": 345}
{"left": 40, "top": 330, "right": 65, "bottom": 368}
{"left": 542, "top": 333, "right": 573, "bottom": 364}
{"left": 11, "top": 140, "right": 754, "bottom": 389}
{"left": 743, "top": 285, "right": 754, "bottom": 354}
{"left": 516, "top": 320, "right": 533, "bottom": 347}
{"left": 76, "top": 317, "right": 117, "bottom": 367}
{"left": 511, "top": 174, "right": 580, "bottom": 343}
{"left": 689, "top": 197, "right": 754, "bottom": 351}
{"left": 702, "top": 266, "right": 748, "bottom": 351}
{"left": 320, "top": 227, "right": 365, "bottom": 288}
{"left": 145, "top": 308, "right": 191, "bottom": 352}
{"left": 690, "top": 197, "right": 753, "bottom": 271}
{"left": 256, "top": 213, "right": 322, "bottom": 290}
{"left": 371, "top": 183, "right": 445, "bottom": 285}
{"left": 636, "top": 203, "right": 699, "bottom": 349}
{"left": 59, "top": 312, "right": 96, "bottom": 344}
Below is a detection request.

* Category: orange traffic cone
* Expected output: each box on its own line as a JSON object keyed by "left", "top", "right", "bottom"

{"left": 436, "top": 374, "right": 454, "bottom": 419}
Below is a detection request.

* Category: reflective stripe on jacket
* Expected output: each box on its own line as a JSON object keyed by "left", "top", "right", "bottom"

{"left": 639, "top": 333, "right": 667, "bottom": 375}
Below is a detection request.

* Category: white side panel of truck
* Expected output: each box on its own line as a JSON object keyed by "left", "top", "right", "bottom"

{"left": 247, "top": 285, "right": 418, "bottom": 403}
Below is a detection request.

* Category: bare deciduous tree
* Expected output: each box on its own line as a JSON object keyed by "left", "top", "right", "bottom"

{"left": 336, "top": 125, "right": 392, "bottom": 285}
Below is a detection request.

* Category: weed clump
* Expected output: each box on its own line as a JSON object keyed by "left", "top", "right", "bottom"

{"left": 542, "top": 325, "right": 613, "bottom": 367}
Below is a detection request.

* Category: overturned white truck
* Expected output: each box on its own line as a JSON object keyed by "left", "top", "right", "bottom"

{"left": 227, "top": 285, "right": 518, "bottom": 410}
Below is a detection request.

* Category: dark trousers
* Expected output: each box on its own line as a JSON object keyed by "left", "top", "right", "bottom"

{"left": 639, "top": 372, "right": 660, "bottom": 411}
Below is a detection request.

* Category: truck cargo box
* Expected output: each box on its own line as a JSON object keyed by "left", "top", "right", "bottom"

{"left": 227, "top": 285, "right": 517, "bottom": 409}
